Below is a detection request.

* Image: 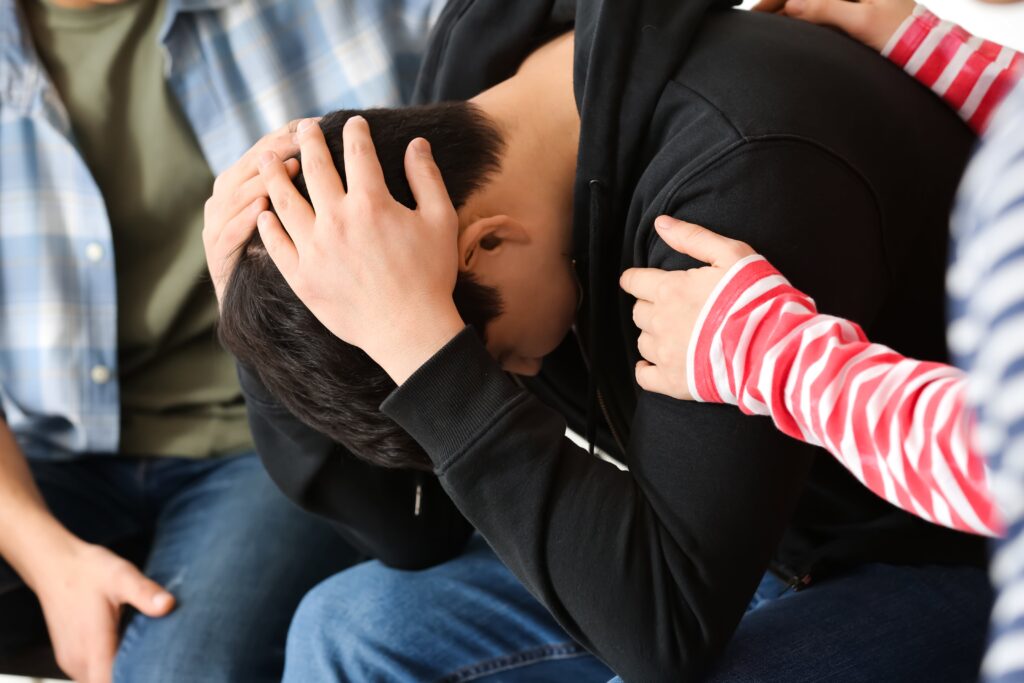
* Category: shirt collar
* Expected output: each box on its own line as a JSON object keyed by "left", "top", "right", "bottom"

{"left": 2, "top": 0, "right": 245, "bottom": 116}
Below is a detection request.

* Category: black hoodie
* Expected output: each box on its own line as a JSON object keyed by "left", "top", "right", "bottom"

{"left": 242, "top": 0, "right": 985, "bottom": 679}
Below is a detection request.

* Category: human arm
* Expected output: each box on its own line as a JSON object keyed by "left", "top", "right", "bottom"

{"left": 755, "top": 0, "right": 1022, "bottom": 132}
{"left": 0, "top": 421, "right": 174, "bottom": 683}
{"left": 254, "top": 127, "right": 899, "bottom": 678}
{"left": 623, "top": 218, "right": 999, "bottom": 537}
{"left": 203, "top": 119, "right": 474, "bottom": 568}
{"left": 947, "top": 97, "right": 1024, "bottom": 679}
{"left": 237, "top": 362, "right": 475, "bottom": 569}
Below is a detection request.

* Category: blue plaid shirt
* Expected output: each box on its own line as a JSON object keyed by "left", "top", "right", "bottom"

{"left": 0, "top": 0, "right": 443, "bottom": 459}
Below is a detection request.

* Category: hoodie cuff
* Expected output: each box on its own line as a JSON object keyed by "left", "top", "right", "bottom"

{"left": 381, "top": 326, "right": 528, "bottom": 474}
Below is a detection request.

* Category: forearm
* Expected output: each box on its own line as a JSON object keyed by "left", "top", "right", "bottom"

{"left": 382, "top": 329, "right": 811, "bottom": 680}
{"left": 238, "top": 363, "right": 474, "bottom": 569}
{"left": 0, "top": 421, "right": 76, "bottom": 590}
{"left": 883, "top": 5, "right": 1022, "bottom": 132}
{"left": 689, "top": 256, "right": 999, "bottom": 536}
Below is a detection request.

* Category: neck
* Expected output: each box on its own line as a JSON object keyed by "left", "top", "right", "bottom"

{"left": 469, "top": 32, "right": 580, "bottom": 232}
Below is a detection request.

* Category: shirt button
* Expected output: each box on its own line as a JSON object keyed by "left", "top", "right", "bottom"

{"left": 90, "top": 365, "right": 111, "bottom": 384}
{"left": 85, "top": 243, "right": 104, "bottom": 263}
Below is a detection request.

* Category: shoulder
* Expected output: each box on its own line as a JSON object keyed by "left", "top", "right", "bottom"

{"left": 672, "top": 10, "right": 961, "bottom": 142}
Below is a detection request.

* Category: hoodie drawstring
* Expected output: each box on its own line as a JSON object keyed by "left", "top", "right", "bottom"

{"left": 583, "top": 179, "right": 607, "bottom": 457}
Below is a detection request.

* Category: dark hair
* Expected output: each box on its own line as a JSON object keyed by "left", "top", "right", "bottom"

{"left": 219, "top": 103, "right": 505, "bottom": 470}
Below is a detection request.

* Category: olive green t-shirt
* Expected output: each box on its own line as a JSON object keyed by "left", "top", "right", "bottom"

{"left": 24, "top": 0, "right": 253, "bottom": 458}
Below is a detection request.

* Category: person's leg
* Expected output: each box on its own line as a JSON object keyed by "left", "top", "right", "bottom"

{"left": 705, "top": 562, "right": 992, "bottom": 683}
{"left": 112, "top": 453, "right": 361, "bottom": 683}
{"left": 284, "top": 534, "right": 614, "bottom": 683}
{"left": 0, "top": 457, "right": 146, "bottom": 654}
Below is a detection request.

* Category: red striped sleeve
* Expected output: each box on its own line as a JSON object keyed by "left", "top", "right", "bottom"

{"left": 882, "top": 5, "right": 1022, "bottom": 133}
{"left": 686, "top": 256, "right": 1001, "bottom": 536}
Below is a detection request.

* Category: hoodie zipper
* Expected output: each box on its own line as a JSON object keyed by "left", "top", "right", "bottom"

{"left": 570, "top": 322, "right": 626, "bottom": 457}
{"left": 596, "top": 388, "right": 626, "bottom": 455}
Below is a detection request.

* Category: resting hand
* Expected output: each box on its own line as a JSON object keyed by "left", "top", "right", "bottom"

{"left": 203, "top": 120, "right": 302, "bottom": 307}
{"left": 619, "top": 216, "right": 755, "bottom": 400}
{"left": 257, "top": 116, "right": 465, "bottom": 385}
{"left": 753, "top": 0, "right": 917, "bottom": 53}
{"left": 32, "top": 539, "right": 175, "bottom": 683}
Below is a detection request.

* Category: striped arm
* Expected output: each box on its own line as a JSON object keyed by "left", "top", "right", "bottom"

{"left": 882, "top": 5, "right": 1022, "bottom": 133}
{"left": 687, "top": 255, "right": 1000, "bottom": 537}
{"left": 950, "top": 83, "right": 1024, "bottom": 682}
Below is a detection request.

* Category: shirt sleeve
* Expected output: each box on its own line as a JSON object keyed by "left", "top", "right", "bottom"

{"left": 882, "top": 4, "right": 1022, "bottom": 133}
{"left": 237, "top": 362, "right": 475, "bottom": 570}
{"left": 687, "top": 254, "right": 1001, "bottom": 537}
{"left": 948, "top": 82, "right": 1024, "bottom": 681}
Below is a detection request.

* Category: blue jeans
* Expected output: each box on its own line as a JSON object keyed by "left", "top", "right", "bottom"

{"left": 285, "top": 534, "right": 991, "bottom": 682}
{"left": 0, "top": 453, "right": 361, "bottom": 683}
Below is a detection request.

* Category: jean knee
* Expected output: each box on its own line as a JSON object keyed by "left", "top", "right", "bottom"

{"left": 286, "top": 562, "right": 420, "bottom": 678}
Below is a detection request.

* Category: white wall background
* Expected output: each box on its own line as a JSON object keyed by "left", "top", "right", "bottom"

{"left": 922, "top": 0, "right": 1024, "bottom": 50}
{"left": 739, "top": 0, "right": 1024, "bottom": 51}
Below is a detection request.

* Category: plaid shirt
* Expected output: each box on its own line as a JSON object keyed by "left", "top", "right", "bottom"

{"left": 0, "top": 0, "right": 442, "bottom": 459}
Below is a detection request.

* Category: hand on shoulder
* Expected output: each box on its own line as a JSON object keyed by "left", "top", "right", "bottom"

{"left": 754, "top": 0, "right": 917, "bottom": 53}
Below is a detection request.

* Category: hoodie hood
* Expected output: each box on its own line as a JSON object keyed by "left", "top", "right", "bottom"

{"left": 414, "top": 0, "right": 737, "bottom": 453}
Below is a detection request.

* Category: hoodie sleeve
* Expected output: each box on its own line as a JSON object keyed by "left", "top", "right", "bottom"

{"left": 380, "top": 139, "right": 925, "bottom": 680}
{"left": 237, "top": 363, "right": 474, "bottom": 570}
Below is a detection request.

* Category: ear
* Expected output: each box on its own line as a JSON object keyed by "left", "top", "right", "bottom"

{"left": 458, "top": 215, "right": 529, "bottom": 270}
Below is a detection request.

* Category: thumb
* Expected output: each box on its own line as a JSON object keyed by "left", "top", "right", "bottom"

{"left": 115, "top": 568, "right": 176, "bottom": 618}
{"left": 653, "top": 216, "right": 748, "bottom": 267}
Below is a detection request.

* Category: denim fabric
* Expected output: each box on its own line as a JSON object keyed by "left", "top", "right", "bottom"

{"left": 286, "top": 534, "right": 990, "bottom": 683}
{"left": 284, "top": 534, "right": 614, "bottom": 682}
{"left": 706, "top": 562, "right": 991, "bottom": 683}
{"left": 0, "top": 452, "right": 360, "bottom": 683}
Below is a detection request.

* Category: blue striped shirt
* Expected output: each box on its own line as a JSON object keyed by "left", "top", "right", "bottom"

{"left": 948, "top": 80, "right": 1024, "bottom": 683}
{"left": 0, "top": 0, "right": 442, "bottom": 459}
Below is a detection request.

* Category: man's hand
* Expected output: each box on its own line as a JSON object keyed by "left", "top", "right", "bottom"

{"left": 257, "top": 116, "right": 465, "bottom": 385}
{"left": 620, "top": 216, "right": 754, "bottom": 400}
{"left": 203, "top": 120, "right": 303, "bottom": 307}
{"left": 31, "top": 538, "right": 175, "bottom": 683}
{"left": 754, "top": 0, "right": 917, "bottom": 53}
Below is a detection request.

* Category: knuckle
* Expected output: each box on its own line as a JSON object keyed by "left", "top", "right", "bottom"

{"left": 229, "top": 185, "right": 246, "bottom": 209}
{"left": 656, "top": 279, "right": 675, "bottom": 301}
{"left": 306, "top": 154, "right": 329, "bottom": 176}
{"left": 348, "top": 138, "right": 372, "bottom": 158}
{"left": 203, "top": 196, "right": 217, "bottom": 222}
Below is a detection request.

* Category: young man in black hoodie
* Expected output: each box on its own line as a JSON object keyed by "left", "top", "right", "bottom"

{"left": 206, "top": 0, "right": 991, "bottom": 680}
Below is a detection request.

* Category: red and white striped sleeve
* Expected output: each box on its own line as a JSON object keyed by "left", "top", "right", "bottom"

{"left": 882, "top": 5, "right": 1022, "bottom": 133}
{"left": 687, "top": 255, "right": 1001, "bottom": 537}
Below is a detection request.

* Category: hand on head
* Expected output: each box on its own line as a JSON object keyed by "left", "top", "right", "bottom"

{"left": 754, "top": 0, "right": 918, "bottom": 53}
{"left": 203, "top": 119, "right": 305, "bottom": 308}
{"left": 256, "top": 116, "right": 465, "bottom": 386}
{"left": 620, "top": 217, "right": 755, "bottom": 400}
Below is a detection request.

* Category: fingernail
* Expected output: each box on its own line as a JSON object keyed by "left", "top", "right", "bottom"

{"left": 413, "top": 138, "right": 432, "bottom": 158}
{"left": 654, "top": 216, "right": 673, "bottom": 231}
{"left": 153, "top": 593, "right": 173, "bottom": 609}
{"left": 786, "top": 0, "right": 804, "bottom": 13}
{"left": 297, "top": 118, "right": 315, "bottom": 133}
{"left": 257, "top": 212, "right": 269, "bottom": 229}
{"left": 258, "top": 151, "right": 276, "bottom": 169}
{"left": 346, "top": 115, "right": 365, "bottom": 127}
